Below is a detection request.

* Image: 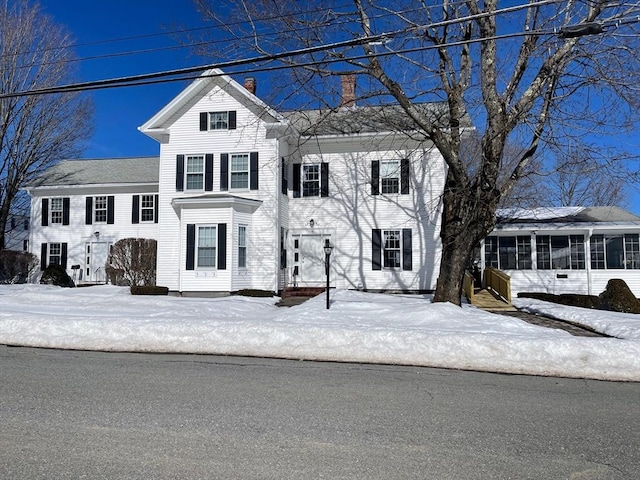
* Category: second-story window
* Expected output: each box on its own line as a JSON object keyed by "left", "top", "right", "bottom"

{"left": 186, "top": 155, "right": 204, "bottom": 190}
{"left": 94, "top": 196, "right": 108, "bottom": 223}
{"left": 381, "top": 160, "right": 400, "bottom": 194}
{"left": 302, "top": 164, "right": 320, "bottom": 197}
{"left": 50, "top": 198, "right": 64, "bottom": 224}
{"left": 230, "top": 154, "right": 249, "bottom": 189}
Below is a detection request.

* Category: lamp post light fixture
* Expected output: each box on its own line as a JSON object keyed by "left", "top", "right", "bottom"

{"left": 324, "top": 239, "right": 333, "bottom": 309}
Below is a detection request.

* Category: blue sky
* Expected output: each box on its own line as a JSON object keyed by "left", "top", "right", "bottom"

{"left": 40, "top": 0, "right": 209, "bottom": 159}
{"left": 39, "top": 1, "right": 639, "bottom": 214}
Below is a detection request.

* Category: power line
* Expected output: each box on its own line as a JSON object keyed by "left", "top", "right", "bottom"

{"left": 2, "top": 0, "right": 635, "bottom": 99}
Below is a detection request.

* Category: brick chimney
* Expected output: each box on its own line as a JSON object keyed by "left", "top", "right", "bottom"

{"left": 340, "top": 74, "right": 356, "bottom": 107}
{"left": 244, "top": 77, "right": 257, "bottom": 95}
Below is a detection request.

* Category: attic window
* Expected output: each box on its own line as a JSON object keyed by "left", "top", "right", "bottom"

{"left": 200, "top": 111, "right": 237, "bottom": 131}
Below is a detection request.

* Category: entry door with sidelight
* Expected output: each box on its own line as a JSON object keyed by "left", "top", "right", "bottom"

{"left": 85, "top": 242, "right": 109, "bottom": 283}
{"left": 297, "top": 234, "right": 328, "bottom": 284}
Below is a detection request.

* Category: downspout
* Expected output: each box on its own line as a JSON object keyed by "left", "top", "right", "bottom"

{"left": 177, "top": 203, "right": 183, "bottom": 294}
{"left": 586, "top": 228, "right": 593, "bottom": 296}
{"left": 274, "top": 140, "right": 281, "bottom": 294}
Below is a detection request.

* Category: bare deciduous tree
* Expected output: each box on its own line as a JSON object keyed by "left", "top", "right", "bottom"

{"left": 191, "top": 0, "right": 640, "bottom": 304}
{"left": 0, "top": 0, "right": 93, "bottom": 250}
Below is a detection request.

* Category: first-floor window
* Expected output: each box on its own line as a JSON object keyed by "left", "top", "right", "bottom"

{"left": 485, "top": 236, "right": 531, "bottom": 270}
{"left": 536, "top": 235, "right": 585, "bottom": 270}
{"left": 94, "top": 196, "right": 108, "bottom": 223}
{"left": 383, "top": 230, "right": 401, "bottom": 268}
{"left": 238, "top": 225, "right": 247, "bottom": 268}
{"left": 141, "top": 195, "right": 155, "bottom": 222}
{"left": 590, "top": 234, "right": 640, "bottom": 269}
{"left": 197, "top": 226, "right": 217, "bottom": 268}
{"left": 48, "top": 243, "right": 62, "bottom": 266}
{"left": 372, "top": 228, "right": 412, "bottom": 271}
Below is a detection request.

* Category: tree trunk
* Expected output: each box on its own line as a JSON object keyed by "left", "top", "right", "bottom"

{"left": 433, "top": 172, "right": 501, "bottom": 305}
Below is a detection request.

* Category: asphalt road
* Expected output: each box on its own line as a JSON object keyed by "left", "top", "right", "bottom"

{"left": 1, "top": 345, "right": 638, "bottom": 479}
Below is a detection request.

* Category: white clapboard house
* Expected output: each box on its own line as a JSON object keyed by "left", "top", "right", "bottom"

{"left": 23, "top": 70, "right": 640, "bottom": 297}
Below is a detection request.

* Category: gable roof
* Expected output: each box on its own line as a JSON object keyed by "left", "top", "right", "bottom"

{"left": 496, "top": 206, "right": 640, "bottom": 227}
{"left": 139, "top": 69, "right": 282, "bottom": 142}
{"left": 24, "top": 157, "right": 159, "bottom": 188}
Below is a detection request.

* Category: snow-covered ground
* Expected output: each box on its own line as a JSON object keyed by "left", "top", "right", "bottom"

{"left": 1, "top": 284, "right": 639, "bottom": 382}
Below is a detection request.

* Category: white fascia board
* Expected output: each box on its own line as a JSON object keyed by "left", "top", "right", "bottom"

{"left": 139, "top": 68, "right": 285, "bottom": 138}
{"left": 172, "top": 194, "right": 263, "bottom": 212}
{"left": 494, "top": 221, "right": 640, "bottom": 232}
{"left": 22, "top": 182, "right": 158, "bottom": 195}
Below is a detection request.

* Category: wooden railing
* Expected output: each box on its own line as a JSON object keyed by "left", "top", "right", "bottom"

{"left": 463, "top": 271, "right": 476, "bottom": 303}
{"left": 485, "top": 267, "right": 511, "bottom": 304}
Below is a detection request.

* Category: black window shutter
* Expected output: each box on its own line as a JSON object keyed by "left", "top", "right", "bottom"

{"left": 62, "top": 198, "right": 70, "bottom": 225}
{"left": 217, "top": 223, "right": 227, "bottom": 270}
{"left": 371, "top": 161, "right": 380, "bottom": 195}
{"left": 205, "top": 153, "right": 214, "bottom": 191}
{"left": 154, "top": 194, "right": 159, "bottom": 223}
{"left": 220, "top": 153, "right": 229, "bottom": 191}
{"left": 186, "top": 224, "right": 195, "bottom": 270}
{"left": 40, "top": 243, "right": 47, "bottom": 270}
{"left": 61, "top": 243, "right": 68, "bottom": 270}
{"left": 85, "top": 197, "right": 93, "bottom": 225}
{"left": 176, "top": 155, "right": 185, "bottom": 191}
{"left": 41, "top": 199, "right": 49, "bottom": 226}
{"left": 107, "top": 196, "right": 115, "bottom": 224}
{"left": 402, "top": 229, "right": 412, "bottom": 271}
{"left": 401, "top": 159, "right": 410, "bottom": 194}
{"left": 228, "top": 110, "right": 237, "bottom": 130}
{"left": 293, "top": 164, "right": 301, "bottom": 198}
{"left": 250, "top": 152, "right": 259, "bottom": 190}
{"left": 321, "top": 162, "right": 329, "bottom": 197}
{"left": 199, "top": 112, "right": 208, "bottom": 131}
{"left": 132, "top": 195, "right": 140, "bottom": 224}
{"left": 281, "top": 158, "right": 288, "bottom": 194}
{"left": 372, "top": 229, "right": 382, "bottom": 270}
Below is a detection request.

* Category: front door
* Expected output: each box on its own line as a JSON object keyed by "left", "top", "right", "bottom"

{"left": 86, "top": 241, "right": 109, "bottom": 283}
{"left": 298, "top": 234, "right": 327, "bottom": 284}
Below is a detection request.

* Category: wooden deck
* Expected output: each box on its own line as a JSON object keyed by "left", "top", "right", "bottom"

{"left": 470, "top": 288, "right": 516, "bottom": 311}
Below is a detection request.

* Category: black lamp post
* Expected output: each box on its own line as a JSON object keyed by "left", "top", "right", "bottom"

{"left": 324, "top": 239, "right": 333, "bottom": 309}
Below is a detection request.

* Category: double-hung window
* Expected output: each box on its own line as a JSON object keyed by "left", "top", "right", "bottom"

{"left": 238, "top": 225, "right": 247, "bottom": 268}
{"left": 380, "top": 160, "right": 400, "bottom": 194}
{"left": 302, "top": 164, "right": 320, "bottom": 197}
{"left": 197, "top": 226, "right": 217, "bottom": 268}
{"left": 140, "top": 195, "right": 155, "bottom": 222}
{"left": 186, "top": 155, "right": 204, "bottom": 190}
{"left": 94, "top": 196, "right": 108, "bottom": 223}
{"left": 372, "top": 228, "right": 412, "bottom": 271}
{"left": 383, "top": 230, "right": 401, "bottom": 268}
{"left": 50, "top": 198, "right": 64, "bottom": 224}
{"left": 230, "top": 154, "right": 249, "bottom": 189}
{"left": 48, "top": 243, "right": 62, "bottom": 266}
